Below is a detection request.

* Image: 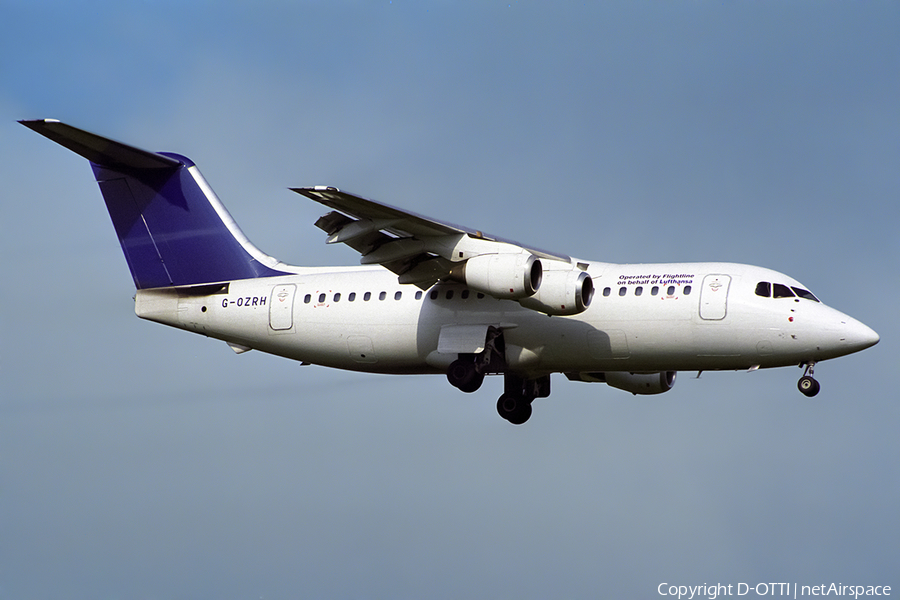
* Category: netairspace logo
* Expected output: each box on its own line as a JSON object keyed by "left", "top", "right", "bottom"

{"left": 657, "top": 583, "right": 891, "bottom": 600}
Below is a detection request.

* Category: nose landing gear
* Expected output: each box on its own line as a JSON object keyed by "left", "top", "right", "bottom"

{"left": 798, "top": 362, "right": 820, "bottom": 397}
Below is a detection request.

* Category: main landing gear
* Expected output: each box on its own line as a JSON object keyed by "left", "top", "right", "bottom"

{"left": 446, "top": 326, "right": 505, "bottom": 394}
{"left": 497, "top": 372, "right": 550, "bottom": 425}
{"left": 446, "top": 357, "right": 485, "bottom": 393}
{"left": 798, "top": 361, "right": 820, "bottom": 397}
{"left": 445, "top": 327, "right": 548, "bottom": 424}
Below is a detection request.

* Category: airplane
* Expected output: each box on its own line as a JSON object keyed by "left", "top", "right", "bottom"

{"left": 21, "top": 119, "right": 880, "bottom": 424}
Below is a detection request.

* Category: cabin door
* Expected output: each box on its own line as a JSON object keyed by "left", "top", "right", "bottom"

{"left": 699, "top": 274, "right": 731, "bottom": 320}
{"left": 269, "top": 284, "right": 296, "bottom": 330}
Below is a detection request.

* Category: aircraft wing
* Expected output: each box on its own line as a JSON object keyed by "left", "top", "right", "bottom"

{"left": 292, "top": 186, "right": 571, "bottom": 288}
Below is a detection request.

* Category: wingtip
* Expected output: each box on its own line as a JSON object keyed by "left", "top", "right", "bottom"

{"left": 19, "top": 119, "right": 63, "bottom": 134}
{"left": 19, "top": 118, "right": 61, "bottom": 125}
{"left": 290, "top": 186, "right": 341, "bottom": 193}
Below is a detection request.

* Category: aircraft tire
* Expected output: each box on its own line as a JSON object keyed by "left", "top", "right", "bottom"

{"left": 447, "top": 358, "right": 484, "bottom": 393}
{"left": 798, "top": 376, "right": 820, "bottom": 397}
{"left": 507, "top": 402, "right": 532, "bottom": 425}
{"left": 497, "top": 394, "right": 532, "bottom": 425}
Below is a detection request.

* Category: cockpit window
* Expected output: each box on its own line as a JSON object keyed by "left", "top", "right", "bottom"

{"left": 755, "top": 282, "right": 771, "bottom": 297}
{"left": 756, "top": 280, "right": 819, "bottom": 302}
{"left": 772, "top": 283, "right": 795, "bottom": 298}
{"left": 791, "top": 286, "right": 820, "bottom": 302}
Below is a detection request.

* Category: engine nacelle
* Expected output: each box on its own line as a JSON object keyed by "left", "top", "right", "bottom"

{"left": 518, "top": 269, "right": 594, "bottom": 316}
{"left": 604, "top": 371, "right": 677, "bottom": 395}
{"left": 449, "top": 253, "right": 542, "bottom": 300}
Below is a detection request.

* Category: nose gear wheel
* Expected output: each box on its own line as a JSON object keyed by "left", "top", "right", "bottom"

{"left": 798, "top": 362, "right": 820, "bottom": 397}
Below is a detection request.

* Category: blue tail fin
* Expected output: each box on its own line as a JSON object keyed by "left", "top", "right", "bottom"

{"left": 21, "top": 119, "right": 289, "bottom": 289}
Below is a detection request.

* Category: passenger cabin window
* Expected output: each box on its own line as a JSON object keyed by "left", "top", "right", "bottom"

{"left": 618, "top": 287, "right": 627, "bottom": 297}
{"left": 430, "top": 290, "right": 438, "bottom": 300}
{"left": 318, "top": 293, "right": 326, "bottom": 303}
{"left": 415, "top": 291, "right": 423, "bottom": 300}
{"left": 684, "top": 285, "right": 692, "bottom": 295}
{"left": 304, "top": 294, "right": 311, "bottom": 304}
{"left": 364, "top": 292, "right": 371, "bottom": 301}
{"left": 394, "top": 291, "right": 402, "bottom": 300}
{"left": 651, "top": 286, "right": 659, "bottom": 296}
{"left": 379, "top": 291, "right": 387, "bottom": 301}
{"left": 635, "top": 286, "right": 643, "bottom": 296}
{"left": 333, "top": 293, "right": 341, "bottom": 302}
{"left": 348, "top": 292, "right": 356, "bottom": 302}
{"left": 461, "top": 290, "right": 470, "bottom": 300}
{"left": 773, "top": 283, "right": 795, "bottom": 298}
{"left": 755, "top": 282, "right": 771, "bottom": 297}
{"left": 603, "top": 287, "right": 611, "bottom": 297}
{"left": 667, "top": 286, "right": 675, "bottom": 296}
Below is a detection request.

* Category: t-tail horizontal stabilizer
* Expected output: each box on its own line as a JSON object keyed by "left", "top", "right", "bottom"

{"left": 21, "top": 120, "right": 289, "bottom": 289}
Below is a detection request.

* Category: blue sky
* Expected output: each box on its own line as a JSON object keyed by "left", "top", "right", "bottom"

{"left": 2, "top": 1, "right": 898, "bottom": 598}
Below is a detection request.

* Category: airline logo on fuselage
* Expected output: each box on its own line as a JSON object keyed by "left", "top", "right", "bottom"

{"left": 618, "top": 273, "right": 695, "bottom": 286}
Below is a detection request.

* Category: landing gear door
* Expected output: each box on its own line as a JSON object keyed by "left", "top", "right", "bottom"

{"left": 699, "top": 274, "right": 731, "bottom": 320}
{"left": 438, "top": 324, "right": 490, "bottom": 354}
{"left": 269, "top": 284, "right": 296, "bottom": 330}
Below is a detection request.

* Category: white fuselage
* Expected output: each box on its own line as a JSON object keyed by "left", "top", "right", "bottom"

{"left": 134, "top": 260, "right": 878, "bottom": 378}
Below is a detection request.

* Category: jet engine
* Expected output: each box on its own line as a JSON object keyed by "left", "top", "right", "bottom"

{"left": 604, "top": 371, "right": 677, "bottom": 395}
{"left": 518, "top": 268, "right": 594, "bottom": 316}
{"left": 449, "top": 253, "right": 542, "bottom": 300}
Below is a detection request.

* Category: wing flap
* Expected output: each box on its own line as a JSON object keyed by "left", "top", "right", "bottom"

{"left": 359, "top": 238, "right": 425, "bottom": 265}
{"left": 397, "top": 257, "right": 453, "bottom": 286}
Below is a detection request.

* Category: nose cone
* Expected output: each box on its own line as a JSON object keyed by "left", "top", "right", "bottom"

{"left": 841, "top": 317, "right": 880, "bottom": 353}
